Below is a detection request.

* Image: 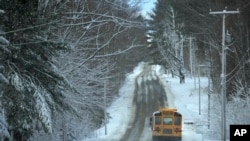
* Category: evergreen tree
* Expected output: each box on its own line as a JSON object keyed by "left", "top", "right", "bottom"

{"left": 0, "top": 8, "right": 10, "bottom": 141}
{"left": 0, "top": 0, "right": 73, "bottom": 140}
{"left": 148, "top": 0, "right": 183, "bottom": 75}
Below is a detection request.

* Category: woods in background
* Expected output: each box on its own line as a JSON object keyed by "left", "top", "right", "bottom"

{"left": 148, "top": 0, "right": 250, "bottom": 98}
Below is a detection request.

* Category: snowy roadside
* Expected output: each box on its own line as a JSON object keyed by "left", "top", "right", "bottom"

{"left": 83, "top": 62, "right": 145, "bottom": 141}
{"left": 161, "top": 73, "right": 208, "bottom": 141}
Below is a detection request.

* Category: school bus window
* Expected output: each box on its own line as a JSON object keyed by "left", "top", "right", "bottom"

{"left": 155, "top": 117, "right": 161, "bottom": 125}
{"left": 174, "top": 117, "right": 181, "bottom": 125}
{"left": 163, "top": 117, "right": 172, "bottom": 125}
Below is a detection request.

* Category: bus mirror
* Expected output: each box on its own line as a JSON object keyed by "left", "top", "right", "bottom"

{"left": 184, "top": 121, "right": 194, "bottom": 125}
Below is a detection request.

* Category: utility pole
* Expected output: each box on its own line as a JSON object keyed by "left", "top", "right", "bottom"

{"left": 209, "top": 8, "right": 239, "bottom": 141}
{"left": 104, "top": 46, "right": 108, "bottom": 135}
{"left": 189, "top": 37, "right": 195, "bottom": 78}
{"left": 198, "top": 64, "right": 211, "bottom": 115}
{"left": 180, "top": 35, "right": 184, "bottom": 62}
{"left": 104, "top": 78, "right": 107, "bottom": 135}
{"left": 198, "top": 65, "right": 201, "bottom": 115}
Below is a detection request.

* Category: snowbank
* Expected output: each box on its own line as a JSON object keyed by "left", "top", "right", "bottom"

{"left": 83, "top": 62, "right": 145, "bottom": 141}
{"left": 163, "top": 74, "right": 209, "bottom": 141}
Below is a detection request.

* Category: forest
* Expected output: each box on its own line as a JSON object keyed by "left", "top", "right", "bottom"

{"left": 0, "top": 0, "right": 250, "bottom": 141}
{"left": 148, "top": 0, "right": 250, "bottom": 98}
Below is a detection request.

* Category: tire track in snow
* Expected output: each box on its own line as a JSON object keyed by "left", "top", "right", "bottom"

{"left": 120, "top": 67, "right": 167, "bottom": 141}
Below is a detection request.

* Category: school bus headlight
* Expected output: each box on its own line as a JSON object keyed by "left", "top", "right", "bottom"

{"left": 163, "top": 129, "right": 172, "bottom": 134}
{"left": 154, "top": 127, "right": 160, "bottom": 131}
{"left": 175, "top": 128, "right": 182, "bottom": 132}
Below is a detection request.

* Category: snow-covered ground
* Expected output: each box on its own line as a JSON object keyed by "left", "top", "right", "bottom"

{"left": 161, "top": 73, "right": 207, "bottom": 141}
{"left": 83, "top": 62, "right": 214, "bottom": 141}
{"left": 84, "top": 62, "right": 145, "bottom": 141}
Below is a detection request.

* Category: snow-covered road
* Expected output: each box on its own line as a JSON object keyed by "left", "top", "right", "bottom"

{"left": 84, "top": 62, "right": 207, "bottom": 141}
{"left": 119, "top": 65, "right": 167, "bottom": 141}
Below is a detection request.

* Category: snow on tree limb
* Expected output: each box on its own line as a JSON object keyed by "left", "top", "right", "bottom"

{"left": 0, "top": 107, "right": 9, "bottom": 140}
{"left": 0, "top": 36, "right": 9, "bottom": 45}
{"left": 11, "top": 73, "right": 25, "bottom": 92}
{"left": 0, "top": 73, "right": 9, "bottom": 85}
{"left": 0, "top": 9, "right": 4, "bottom": 14}
{"left": 34, "top": 86, "right": 52, "bottom": 133}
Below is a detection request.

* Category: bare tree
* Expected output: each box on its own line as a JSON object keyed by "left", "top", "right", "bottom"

{"left": 31, "top": 0, "right": 148, "bottom": 140}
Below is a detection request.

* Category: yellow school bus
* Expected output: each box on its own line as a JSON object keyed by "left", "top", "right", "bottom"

{"left": 150, "top": 108, "right": 182, "bottom": 141}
